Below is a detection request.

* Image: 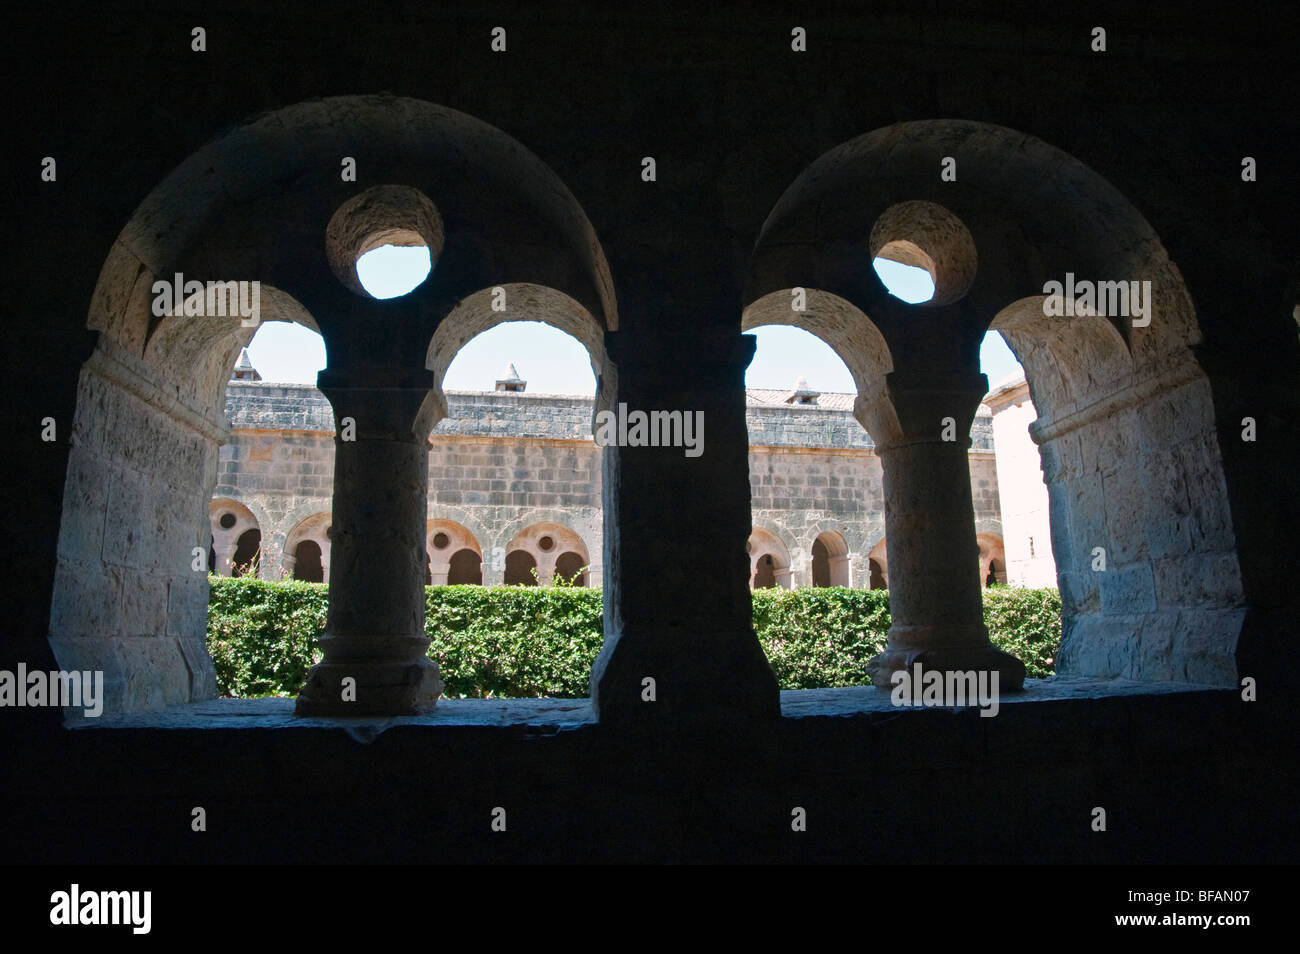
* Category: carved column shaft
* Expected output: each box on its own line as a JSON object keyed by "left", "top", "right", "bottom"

{"left": 295, "top": 371, "right": 444, "bottom": 716}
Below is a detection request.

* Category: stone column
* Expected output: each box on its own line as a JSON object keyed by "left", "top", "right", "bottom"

{"left": 591, "top": 330, "right": 780, "bottom": 723}
{"left": 213, "top": 541, "right": 236, "bottom": 576}
{"left": 865, "top": 371, "right": 1024, "bottom": 690}
{"left": 295, "top": 370, "right": 444, "bottom": 715}
{"left": 831, "top": 554, "right": 851, "bottom": 587}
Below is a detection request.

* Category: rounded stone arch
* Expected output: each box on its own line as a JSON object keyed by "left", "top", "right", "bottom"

{"left": 810, "top": 529, "right": 851, "bottom": 588}
{"left": 747, "top": 119, "right": 1200, "bottom": 365}
{"left": 283, "top": 511, "right": 333, "bottom": 583}
{"left": 425, "top": 518, "right": 483, "bottom": 586}
{"left": 503, "top": 521, "right": 591, "bottom": 586}
{"left": 426, "top": 506, "right": 493, "bottom": 565}
{"left": 208, "top": 498, "right": 261, "bottom": 577}
{"left": 802, "top": 517, "right": 869, "bottom": 567}
{"left": 425, "top": 284, "right": 615, "bottom": 424}
{"left": 747, "top": 526, "right": 793, "bottom": 590}
{"left": 492, "top": 508, "right": 600, "bottom": 583}
{"left": 741, "top": 288, "right": 895, "bottom": 444}
{"left": 142, "top": 285, "right": 322, "bottom": 415}
{"left": 976, "top": 533, "right": 1007, "bottom": 587}
{"left": 55, "top": 94, "right": 623, "bottom": 715}
{"left": 89, "top": 94, "right": 617, "bottom": 359}
{"left": 866, "top": 537, "right": 889, "bottom": 590}
{"left": 744, "top": 118, "right": 1246, "bottom": 686}
{"left": 989, "top": 296, "right": 1134, "bottom": 425}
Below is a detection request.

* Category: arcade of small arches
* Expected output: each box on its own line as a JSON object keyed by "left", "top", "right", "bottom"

{"left": 48, "top": 96, "right": 1256, "bottom": 724}
{"left": 207, "top": 501, "right": 593, "bottom": 588}
{"left": 745, "top": 527, "right": 1005, "bottom": 590}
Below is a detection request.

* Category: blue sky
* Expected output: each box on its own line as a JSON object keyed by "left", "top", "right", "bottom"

{"left": 243, "top": 247, "right": 1024, "bottom": 394}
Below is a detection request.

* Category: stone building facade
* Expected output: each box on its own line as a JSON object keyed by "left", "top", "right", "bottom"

{"left": 212, "top": 353, "right": 1013, "bottom": 591}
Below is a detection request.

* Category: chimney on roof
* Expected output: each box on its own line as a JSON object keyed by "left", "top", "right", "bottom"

{"left": 231, "top": 347, "right": 261, "bottom": 381}
{"left": 785, "top": 376, "right": 820, "bottom": 405}
{"left": 495, "top": 362, "right": 526, "bottom": 392}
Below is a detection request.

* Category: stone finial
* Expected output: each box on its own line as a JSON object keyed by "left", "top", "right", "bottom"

{"left": 785, "top": 376, "right": 820, "bottom": 405}
{"left": 495, "top": 362, "right": 526, "bottom": 392}
{"left": 231, "top": 347, "right": 261, "bottom": 381}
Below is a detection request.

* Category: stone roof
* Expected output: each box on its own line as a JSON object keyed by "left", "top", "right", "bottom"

{"left": 746, "top": 388, "right": 854, "bottom": 411}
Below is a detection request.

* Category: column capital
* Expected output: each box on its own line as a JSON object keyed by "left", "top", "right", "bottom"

{"left": 317, "top": 367, "right": 442, "bottom": 438}
{"left": 876, "top": 370, "right": 989, "bottom": 450}
{"left": 605, "top": 329, "right": 756, "bottom": 377}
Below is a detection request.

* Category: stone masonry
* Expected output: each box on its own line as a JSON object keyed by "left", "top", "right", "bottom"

{"left": 211, "top": 353, "right": 1015, "bottom": 591}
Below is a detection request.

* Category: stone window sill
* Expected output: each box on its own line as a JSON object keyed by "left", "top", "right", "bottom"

{"left": 68, "top": 677, "right": 1224, "bottom": 739}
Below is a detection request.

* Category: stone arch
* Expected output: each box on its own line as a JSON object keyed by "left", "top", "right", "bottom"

{"left": 553, "top": 551, "right": 589, "bottom": 587}
{"left": 425, "top": 519, "right": 482, "bottom": 586}
{"left": 446, "top": 549, "right": 483, "bottom": 586}
{"left": 284, "top": 512, "right": 332, "bottom": 583}
{"left": 294, "top": 540, "right": 325, "bottom": 585}
{"left": 747, "top": 120, "right": 1199, "bottom": 366}
{"left": 747, "top": 527, "right": 793, "bottom": 590}
{"left": 208, "top": 498, "right": 260, "bottom": 577}
{"left": 505, "top": 522, "right": 590, "bottom": 586}
{"left": 745, "top": 118, "right": 1247, "bottom": 686}
{"left": 741, "top": 289, "right": 895, "bottom": 443}
{"left": 989, "top": 296, "right": 1133, "bottom": 425}
{"left": 810, "top": 530, "right": 851, "bottom": 587}
{"left": 492, "top": 509, "right": 602, "bottom": 586}
{"left": 51, "top": 94, "right": 622, "bottom": 715}
{"left": 425, "top": 285, "right": 615, "bottom": 424}
{"left": 976, "top": 533, "right": 1007, "bottom": 587}
{"left": 504, "top": 550, "right": 539, "bottom": 586}
{"left": 867, "top": 537, "right": 889, "bottom": 590}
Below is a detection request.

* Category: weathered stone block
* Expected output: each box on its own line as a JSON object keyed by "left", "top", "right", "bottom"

{"left": 1099, "top": 563, "right": 1157, "bottom": 615}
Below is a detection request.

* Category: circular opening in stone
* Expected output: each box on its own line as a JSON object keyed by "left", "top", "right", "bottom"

{"left": 868, "top": 200, "right": 977, "bottom": 307}
{"left": 872, "top": 242, "right": 937, "bottom": 304}
{"left": 325, "top": 185, "right": 445, "bottom": 299}
{"left": 355, "top": 231, "right": 432, "bottom": 299}
{"left": 538, "top": 535, "right": 555, "bottom": 552}
{"left": 432, "top": 531, "right": 450, "bottom": 550}
{"left": 219, "top": 513, "right": 236, "bottom": 529}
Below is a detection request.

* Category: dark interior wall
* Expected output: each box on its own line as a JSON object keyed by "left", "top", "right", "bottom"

{"left": 5, "top": 0, "right": 1297, "bottom": 863}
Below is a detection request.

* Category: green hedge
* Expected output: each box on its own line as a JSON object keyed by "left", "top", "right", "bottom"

{"left": 206, "top": 577, "right": 1061, "bottom": 699}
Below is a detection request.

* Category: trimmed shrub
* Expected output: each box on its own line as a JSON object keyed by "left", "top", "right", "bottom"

{"left": 980, "top": 584, "right": 1062, "bottom": 679}
{"left": 425, "top": 584, "right": 604, "bottom": 698}
{"left": 752, "top": 586, "right": 891, "bottom": 688}
{"left": 205, "top": 578, "right": 1061, "bottom": 698}
{"left": 206, "top": 576, "right": 327, "bottom": 698}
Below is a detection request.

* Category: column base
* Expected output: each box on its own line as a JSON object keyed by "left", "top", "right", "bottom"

{"left": 866, "top": 644, "right": 1026, "bottom": 692}
{"left": 591, "top": 625, "right": 781, "bottom": 725}
{"left": 295, "top": 655, "right": 443, "bottom": 716}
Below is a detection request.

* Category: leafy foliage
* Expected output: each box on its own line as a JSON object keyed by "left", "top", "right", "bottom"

{"left": 206, "top": 578, "right": 1061, "bottom": 698}
{"left": 206, "top": 575, "right": 327, "bottom": 698}
{"left": 979, "top": 585, "right": 1062, "bottom": 678}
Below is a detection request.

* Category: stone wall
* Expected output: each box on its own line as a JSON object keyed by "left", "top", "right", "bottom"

{"left": 215, "top": 378, "right": 1006, "bottom": 590}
